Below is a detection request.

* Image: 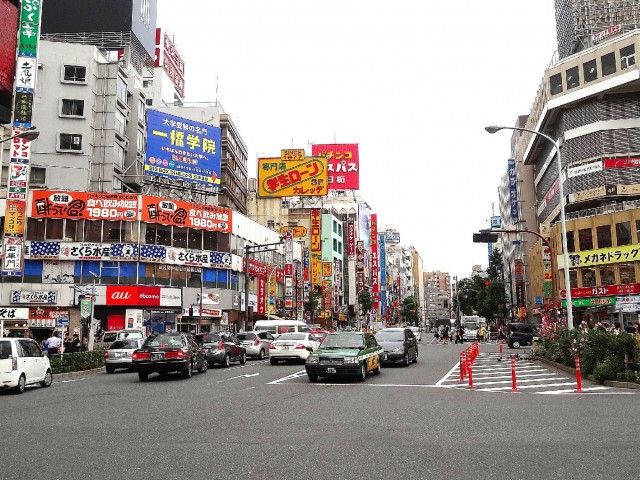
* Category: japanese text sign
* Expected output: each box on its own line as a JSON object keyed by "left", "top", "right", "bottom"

{"left": 141, "top": 196, "right": 232, "bottom": 233}
{"left": 322, "top": 262, "right": 332, "bottom": 278}
{"left": 31, "top": 191, "right": 139, "bottom": 221}
{"left": 310, "top": 209, "right": 322, "bottom": 252}
{"left": 347, "top": 220, "right": 356, "bottom": 259}
{"left": 279, "top": 225, "right": 307, "bottom": 237}
{"left": 311, "top": 143, "right": 360, "bottom": 190}
{"left": 145, "top": 109, "right": 221, "bottom": 187}
{"left": 281, "top": 149, "right": 305, "bottom": 161}
{"left": 258, "top": 157, "right": 328, "bottom": 197}
{"left": 566, "top": 243, "right": 640, "bottom": 268}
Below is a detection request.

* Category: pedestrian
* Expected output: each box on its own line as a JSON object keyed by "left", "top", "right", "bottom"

{"left": 70, "top": 333, "right": 81, "bottom": 353}
{"left": 580, "top": 320, "right": 589, "bottom": 334}
{"left": 442, "top": 326, "right": 450, "bottom": 345}
{"left": 478, "top": 325, "right": 486, "bottom": 343}
{"left": 45, "top": 330, "right": 62, "bottom": 355}
{"left": 63, "top": 334, "right": 74, "bottom": 353}
{"left": 82, "top": 337, "right": 89, "bottom": 351}
{"left": 431, "top": 329, "right": 440, "bottom": 344}
{"left": 497, "top": 327, "right": 506, "bottom": 344}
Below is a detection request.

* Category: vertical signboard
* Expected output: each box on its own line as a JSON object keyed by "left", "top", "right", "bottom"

{"left": 508, "top": 159, "right": 519, "bottom": 221}
{"left": 3, "top": 0, "right": 42, "bottom": 276}
{"left": 257, "top": 277, "right": 266, "bottom": 316}
{"left": 356, "top": 241, "right": 365, "bottom": 297}
{"left": 347, "top": 220, "right": 356, "bottom": 259}
{"left": 370, "top": 214, "right": 379, "bottom": 316}
{"left": 0, "top": 0, "right": 20, "bottom": 124}
{"left": 542, "top": 245, "right": 553, "bottom": 306}
{"left": 284, "top": 229, "right": 294, "bottom": 315}
{"left": 310, "top": 209, "right": 322, "bottom": 287}
{"left": 379, "top": 233, "right": 386, "bottom": 321}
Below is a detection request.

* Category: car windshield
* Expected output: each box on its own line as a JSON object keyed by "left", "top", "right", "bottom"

{"left": 200, "top": 333, "right": 221, "bottom": 343}
{"left": 237, "top": 333, "right": 256, "bottom": 341}
{"left": 0, "top": 340, "right": 11, "bottom": 359}
{"left": 102, "top": 332, "right": 117, "bottom": 342}
{"left": 144, "top": 334, "right": 183, "bottom": 347}
{"left": 276, "top": 333, "right": 306, "bottom": 341}
{"left": 109, "top": 340, "right": 139, "bottom": 349}
{"left": 464, "top": 323, "right": 477, "bottom": 330}
{"left": 375, "top": 331, "right": 404, "bottom": 342}
{"left": 321, "top": 333, "right": 364, "bottom": 348}
{"left": 118, "top": 331, "right": 142, "bottom": 339}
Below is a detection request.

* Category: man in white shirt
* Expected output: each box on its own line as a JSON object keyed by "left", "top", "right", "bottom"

{"left": 46, "top": 331, "right": 62, "bottom": 355}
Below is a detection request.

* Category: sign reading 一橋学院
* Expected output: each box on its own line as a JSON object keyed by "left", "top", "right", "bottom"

{"left": 145, "top": 109, "right": 221, "bottom": 187}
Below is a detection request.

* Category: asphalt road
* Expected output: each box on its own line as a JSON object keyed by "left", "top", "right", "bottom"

{"left": 1, "top": 337, "right": 639, "bottom": 480}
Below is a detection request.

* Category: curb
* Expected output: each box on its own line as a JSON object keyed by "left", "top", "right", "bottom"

{"left": 536, "top": 356, "right": 640, "bottom": 390}
{"left": 53, "top": 366, "right": 105, "bottom": 381}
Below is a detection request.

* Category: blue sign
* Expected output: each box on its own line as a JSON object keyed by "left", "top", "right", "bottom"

{"left": 56, "top": 318, "right": 69, "bottom": 326}
{"left": 490, "top": 216, "right": 501, "bottom": 228}
{"left": 508, "top": 158, "right": 519, "bottom": 221}
{"left": 535, "top": 296, "right": 543, "bottom": 305}
{"left": 145, "top": 110, "right": 222, "bottom": 187}
{"left": 379, "top": 233, "right": 387, "bottom": 320}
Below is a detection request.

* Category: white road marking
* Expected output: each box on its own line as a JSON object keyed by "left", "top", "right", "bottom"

{"left": 267, "top": 370, "right": 307, "bottom": 384}
{"left": 57, "top": 378, "right": 85, "bottom": 383}
{"left": 217, "top": 372, "right": 260, "bottom": 383}
{"left": 435, "top": 362, "right": 461, "bottom": 386}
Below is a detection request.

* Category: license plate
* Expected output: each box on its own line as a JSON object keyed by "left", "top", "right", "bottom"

{"left": 326, "top": 367, "right": 336, "bottom": 374}
{"left": 151, "top": 353, "right": 164, "bottom": 360}
{"left": 115, "top": 352, "right": 126, "bottom": 358}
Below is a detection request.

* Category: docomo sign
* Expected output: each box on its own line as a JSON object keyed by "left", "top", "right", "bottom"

{"left": 560, "top": 283, "right": 640, "bottom": 299}
{"left": 91, "top": 286, "right": 182, "bottom": 306}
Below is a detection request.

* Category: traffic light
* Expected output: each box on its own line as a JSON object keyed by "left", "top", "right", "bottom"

{"left": 473, "top": 230, "right": 499, "bottom": 243}
{"left": 484, "top": 280, "right": 491, "bottom": 287}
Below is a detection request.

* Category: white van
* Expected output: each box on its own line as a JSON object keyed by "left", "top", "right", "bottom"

{"left": 0, "top": 338, "right": 53, "bottom": 394}
{"left": 253, "top": 319, "right": 310, "bottom": 338}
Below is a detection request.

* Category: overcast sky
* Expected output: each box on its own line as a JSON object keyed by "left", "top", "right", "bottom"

{"left": 157, "top": 0, "right": 558, "bottom": 280}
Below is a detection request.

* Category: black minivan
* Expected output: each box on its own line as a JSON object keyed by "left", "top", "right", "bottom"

{"left": 507, "top": 323, "right": 540, "bottom": 348}
{"left": 374, "top": 328, "right": 418, "bottom": 366}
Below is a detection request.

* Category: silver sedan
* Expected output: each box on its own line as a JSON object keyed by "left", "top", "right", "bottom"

{"left": 104, "top": 338, "right": 144, "bottom": 373}
{"left": 237, "top": 331, "right": 274, "bottom": 359}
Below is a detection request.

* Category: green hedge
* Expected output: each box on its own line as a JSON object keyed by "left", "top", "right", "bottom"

{"left": 50, "top": 350, "right": 105, "bottom": 374}
{"left": 537, "top": 328, "right": 639, "bottom": 383}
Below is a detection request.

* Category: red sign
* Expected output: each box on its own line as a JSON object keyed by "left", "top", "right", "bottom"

{"left": 246, "top": 259, "right": 267, "bottom": 277}
{"left": 257, "top": 277, "right": 266, "bottom": 315}
{"left": 31, "top": 191, "right": 139, "bottom": 221}
{"left": 141, "top": 196, "right": 232, "bottom": 233}
{"left": 106, "top": 286, "right": 162, "bottom": 306}
{"left": 310, "top": 209, "right": 321, "bottom": 252}
{"left": 311, "top": 144, "right": 360, "bottom": 190}
{"left": 276, "top": 268, "right": 285, "bottom": 283}
{"left": 560, "top": 283, "right": 640, "bottom": 299}
{"left": 347, "top": 220, "right": 356, "bottom": 259}
{"left": 603, "top": 157, "right": 640, "bottom": 169}
{"left": 155, "top": 28, "right": 185, "bottom": 98}
{"left": 29, "top": 308, "right": 69, "bottom": 321}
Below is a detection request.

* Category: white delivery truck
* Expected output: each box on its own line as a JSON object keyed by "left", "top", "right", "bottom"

{"left": 461, "top": 315, "right": 486, "bottom": 341}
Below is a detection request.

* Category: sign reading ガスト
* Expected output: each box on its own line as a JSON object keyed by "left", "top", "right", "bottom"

{"left": 31, "top": 191, "right": 139, "bottom": 220}
{"left": 258, "top": 157, "right": 328, "bottom": 197}
{"left": 145, "top": 109, "right": 221, "bottom": 187}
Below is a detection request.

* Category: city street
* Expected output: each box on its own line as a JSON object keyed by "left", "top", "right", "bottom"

{"left": 1, "top": 337, "right": 639, "bottom": 480}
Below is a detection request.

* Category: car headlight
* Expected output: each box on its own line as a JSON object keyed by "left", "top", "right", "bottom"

{"left": 343, "top": 357, "right": 359, "bottom": 364}
{"left": 306, "top": 356, "right": 319, "bottom": 364}
{"left": 392, "top": 346, "right": 404, "bottom": 353}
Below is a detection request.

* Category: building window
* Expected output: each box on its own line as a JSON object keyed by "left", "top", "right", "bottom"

{"left": 114, "top": 143, "right": 125, "bottom": 169}
{"left": 62, "top": 65, "right": 87, "bottom": 83}
{"left": 598, "top": 264, "right": 616, "bottom": 286}
{"left": 138, "top": 98, "right": 145, "bottom": 121}
{"left": 60, "top": 99, "right": 85, "bottom": 117}
{"left": 583, "top": 59, "right": 598, "bottom": 83}
{"left": 84, "top": 221, "right": 102, "bottom": 242}
{"left": 27, "top": 218, "right": 45, "bottom": 240}
{"left": 57, "top": 133, "right": 83, "bottom": 152}
{"left": 173, "top": 227, "right": 188, "bottom": 248}
{"left": 549, "top": 73, "right": 563, "bottom": 95}
{"left": 45, "top": 219, "right": 64, "bottom": 240}
{"left": 116, "top": 76, "right": 128, "bottom": 106}
{"left": 267, "top": 220, "right": 275, "bottom": 229}
{"left": 203, "top": 231, "right": 217, "bottom": 251}
{"left": 616, "top": 222, "right": 632, "bottom": 246}
{"left": 146, "top": 98, "right": 153, "bottom": 106}
{"left": 144, "top": 223, "right": 157, "bottom": 244}
{"left": 333, "top": 221, "right": 337, "bottom": 234}
{"left": 566, "top": 230, "right": 576, "bottom": 253}
{"left": 620, "top": 44, "right": 636, "bottom": 69}
{"left": 103, "top": 221, "right": 123, "bottom": 242}
{"left": 601, "top": 52, "right": 616, "bottom": 76}
{"left": 333, "top": 238, "right": 338, "bottom": 252}
{"left": 1, "top": 166, "right": 45, "bottom": 184}
{"left": 115, "top": 110, "right": 126, "bottom": 138}
{"left": 156, "top": 225, "right": 172, "bottom": 246}
{"left": 565, "top": 66, "right": 579, "bottom": 89}
{"left": 578, "top": 228, "right": 593, "bottom": 251}
{"left": 188, "top": 229, "right": 202, "bottom": 250}
{"left": 619, "top": 263, "right": 636, "bottom": 284}
{"left": 596, "top": 225, "right": 612, "bottom": 248}
{"left": 581, "top": 267, "right": 596, "bottom": 288}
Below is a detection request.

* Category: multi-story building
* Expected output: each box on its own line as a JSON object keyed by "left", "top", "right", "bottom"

{"left": 424, "top": 271, "right": 452, "bottom": 327}
{"left": 508, "top": 8, "right": 640, "bottom": 327}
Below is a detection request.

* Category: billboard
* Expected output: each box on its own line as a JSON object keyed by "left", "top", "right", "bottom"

{"left": 310, "top": 209, "right": 321, "bottom": 252}
{"left": 258, "top": 157, "right": 328, "bottom": 197}
{"left": 311, "top": 143, "right": 360, "bottom": 190}
{"left": 141, "top": 196, "right": 232, "bottom": 233}
{"left": 31, "top": 191, "right": 139, "bottom": 221}
{"left": 145, "top": 109, "right": 221, "bottom": 187}
{"left": 0, "top": 0, "right": 19, "bottom": 124}
{"left": 154, "top": 28, "right": 185, "bottom": 98}
{"left": 385, "top": 230, "right": 400, "bottom": 244}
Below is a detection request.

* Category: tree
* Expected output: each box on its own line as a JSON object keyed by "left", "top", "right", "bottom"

{"left": 305, "top": 286, "right": 322, "bottom": 324}
{"left": 400, "top": 296, "right": 419, "bottom": 325}
{"left": 358, "top": 289, "right": 374, "bottom": 319}
{"left": 476, "top": 249, "right": 510, "bottom": 323}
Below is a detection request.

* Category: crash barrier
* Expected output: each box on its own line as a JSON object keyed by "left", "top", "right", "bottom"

{"left": 574, "top": 356, "right": 584, "bottom": 393}
{"left": 511, "top": 355, "right": 518, "bottom": 392}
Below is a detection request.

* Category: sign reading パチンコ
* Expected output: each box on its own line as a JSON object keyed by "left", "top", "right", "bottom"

{"left": 258, "top": 157, "right": 327, "bottom": 197}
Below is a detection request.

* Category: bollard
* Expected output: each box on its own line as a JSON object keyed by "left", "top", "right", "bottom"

{"left": 474, "top": 341, "right": 479, "bottom": 360}
{"left": 511, "top": 355, "right": 518, "bottom": 392}
{"left": 460, "top": 352, "right": 466, "bottom": 381}
{"left": 574, "top": 356, "right": 584, "bottom": 393}
{"left": 499, "top": 343, "right": 503, "bottom": 355}
{"left": 467, "top": 355, "right": 475, "bottom": 389}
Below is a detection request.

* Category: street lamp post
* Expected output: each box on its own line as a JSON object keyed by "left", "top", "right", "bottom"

{"left": 485, "top": 125, "right": 574, "bottom": 330}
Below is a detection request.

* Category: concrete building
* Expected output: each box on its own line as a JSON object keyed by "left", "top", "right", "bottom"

{"left": 424, "top": 271, "right": 452, "bottom": 327}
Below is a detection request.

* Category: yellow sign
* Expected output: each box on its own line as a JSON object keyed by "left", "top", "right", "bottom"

{"left": 281, "top": 149, "right": 305, "bottom": 161}
{"left": 564, "top": 243, "right": 640, "bottom": 268}
{"left": 322, "top": 262, "right": 332, "bottom": 278}
{"left": 258, "top": 157, "right": 328, "bottom": 197}
{"left": 279, "top": 225, "right": 307, "bottom": 237}
{"left": 5, "top": 201, "right": 26, "bottom": 235}
{"left": 311, "top": 253, "right": 322, "bottom": 285}
{"left": 617, "top": 184, "right": 640, "bottom": 195}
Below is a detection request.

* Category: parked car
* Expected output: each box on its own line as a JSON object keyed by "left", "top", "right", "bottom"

{"left": 95, "top": 329, "right": 144, "bottom": 350}
{"left": 269, "top": 332, "right": 320, "bottom": 364}
{"left": 130, "top": 332, "right": 207, "bottom": 381}
{"left": 374, "top": 328, "right": 418, "bottom": 366}
{"left": 104, "top": 338, "right": 144, "bottom": 373}
{"left": 0, "top": 337, "right": 53, "bottom": 394}
{"left": 507, "top": 323, "right": 540, "bottom": 348}
{"left": 196, "top": 332, "right": 246, "bottom": 367}
{"left": 305, "top": 332, "right": 383, "bottom": 382}
{"left": 409, "top": 326, "right": 422, "bottom": 342}
{"left": 254, "top": 319, "right": 310, "bottom": 338}
{"left": 236, "top": 331, "right": 273, "bottom": 359}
